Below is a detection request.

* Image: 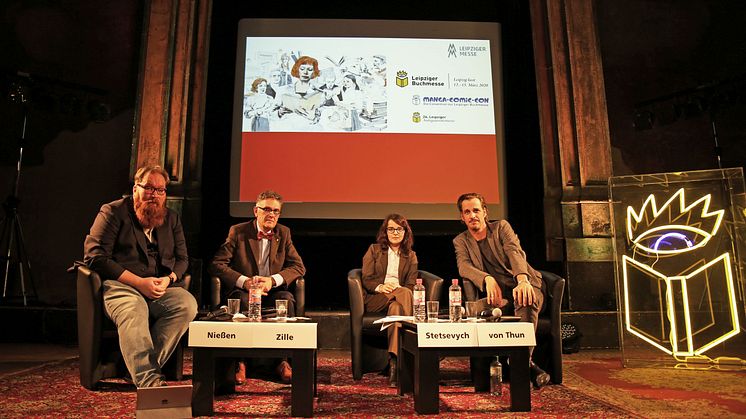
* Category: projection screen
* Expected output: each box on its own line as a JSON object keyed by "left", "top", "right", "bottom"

{"left": 231, "top": 19, "right": 505, "bottom": 220}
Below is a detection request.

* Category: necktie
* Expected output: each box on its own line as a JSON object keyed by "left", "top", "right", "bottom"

{"left": 258, "top": 231, "right": 274, "bottom": 240}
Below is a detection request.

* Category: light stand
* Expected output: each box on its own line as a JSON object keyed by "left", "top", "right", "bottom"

{"left": 1, "top": 81, "right": 37, "bottom": 306}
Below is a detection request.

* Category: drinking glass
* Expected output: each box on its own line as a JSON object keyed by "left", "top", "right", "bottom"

{"left": 426, "top": 301, "right": 439, "bottom": 322}
{"left": 465, "top": 301, "right": 479, "bottom": 320}
{"left": 276, "top": 299, "right": 289, "bottom": 321}
{"left": 227, "top": 298, "right": 241, "bottom": 315}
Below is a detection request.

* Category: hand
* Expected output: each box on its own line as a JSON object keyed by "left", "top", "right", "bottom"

{"left": 379, "top": 283, "right": 398, "bottom": 294}
{"left": 484, "top": 276, "right": 503, "bottom": 306}
{"left": 138, "top": 277, "right": 168, "bottom": 300}
{"left": 513, "top": 280, "right": 536, "bottom": 307}
{"left": 246, "top": 276, "right": 274, "bottom": 295}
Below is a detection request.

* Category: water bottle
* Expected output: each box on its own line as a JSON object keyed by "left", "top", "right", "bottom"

{"left": 248, "top": 279, "right": 262, "bottom": 322}
{"left": 490, "top": 356, "right": 502, "bottom": 395}
{"left": 413, "top": 278, "right": 426, "bottom": 322}
{"left": 448, "top": 279, "right": 462, "bottom": 322}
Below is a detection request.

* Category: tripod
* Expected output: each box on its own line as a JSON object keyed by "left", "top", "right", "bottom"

{"left": 1, "top": 82, "right": 37, "bottom": 306}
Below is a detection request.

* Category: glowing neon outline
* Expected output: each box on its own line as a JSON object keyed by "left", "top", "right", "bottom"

{"left": 626, "top": 189, "right": 724, "bottom": 255}
{"left": 622, "top": 253, "right": 740, "bottom": 356}
{"left": 634, "top": 225, "right": 710, "bottom": 254}
{"left": 652, "top": 232, "right": 694, "bottom": 251}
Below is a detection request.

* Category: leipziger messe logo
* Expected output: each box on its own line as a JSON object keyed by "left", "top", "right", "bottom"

{"left": 448, "top": 43, "right": 457, "bottom": 58}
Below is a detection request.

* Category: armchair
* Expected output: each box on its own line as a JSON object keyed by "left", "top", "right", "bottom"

{"left": 347, "top": 268, "right": 444, "bottom": 380}
{"left": 462, "top": 269, "right": 565, "bottom": 384}
{"left": 75, "top": 264, "right": 194, "bottom": 390}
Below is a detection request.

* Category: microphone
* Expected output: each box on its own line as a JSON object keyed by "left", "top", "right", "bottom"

{"left": 203, "top": 305, "right": 229, "bottom": 320}
{"left": 479, "top": 307, "right": 503, "bottom": 322}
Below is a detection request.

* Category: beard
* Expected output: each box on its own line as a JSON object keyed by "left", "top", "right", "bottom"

{"left": 467, "top": 220, "right": 484, "bottom": 233}
{"left": 134, "top": 196, "right": 167, "bottom": 229}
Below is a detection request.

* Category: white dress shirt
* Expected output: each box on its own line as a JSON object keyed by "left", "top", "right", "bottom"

{"left": 235, "top": 221, "right": 285, "bottom": 290}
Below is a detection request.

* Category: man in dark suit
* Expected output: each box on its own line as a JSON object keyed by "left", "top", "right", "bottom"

{"left": 209, "top": 190, "right": 306, "bottom": 383}
{"left": 452, "top": 192, "right": 550, "bottom": 388}
{"left": 83, "top": 165, "right": 197, "bottom": 388}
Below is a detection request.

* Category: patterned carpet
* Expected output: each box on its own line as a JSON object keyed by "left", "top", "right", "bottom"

{"left": 562, "top": 352, "right": 746, "bottom": 418}
{"left": 0, "top": 350, "right": 744, "bottom": 418}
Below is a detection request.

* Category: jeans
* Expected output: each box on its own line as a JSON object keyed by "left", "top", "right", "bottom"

{"left": 103, "top": 280, "right": 197, "bottom": 387}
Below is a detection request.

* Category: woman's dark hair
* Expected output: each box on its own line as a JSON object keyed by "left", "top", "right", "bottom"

{"left": 375, "top": 213, "right": 414, "bottom": 255}
{"left": 343, "top": 74, "right": 360, "bottom": 90}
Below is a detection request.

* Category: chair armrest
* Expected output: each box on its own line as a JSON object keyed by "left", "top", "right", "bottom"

{"left": 462, "top": 279, "right": 480, "bottom": 302}
{"left": 180, "top": 273, "right": 191, "bottom": 291}
{"left": 347, "top": 269, "right": 365, "bottom": 323}
{"left": 418, "top": 270, "right": 444, "bottom": 302}
{"left": 539, "top": 270, "right": 565, "bottom": 328}
{"left": 210, "top": 276, "right": 222, "bottom": 309}
{"left": 76, "top": 265, "right": 103, "bottom": 319}
{"left": 293, "top": 278, "right": 305, "bottom": 317}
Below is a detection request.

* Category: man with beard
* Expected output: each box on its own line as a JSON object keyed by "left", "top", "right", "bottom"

{"left": 452, "top": 192, "right": 551, "bottom": 388}
{"left": 209, "top": 190, "right": 305, "bottom": 384}
{"left": 83, "top": 165, "right": 197, "bottom": 388}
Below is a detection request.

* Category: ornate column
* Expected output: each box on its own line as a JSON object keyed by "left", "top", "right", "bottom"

{"left": 131, "top": 0, "right": 211, "bottom": 254}
{"left": 529, "top": 0, "right": 617, "bottom": 345}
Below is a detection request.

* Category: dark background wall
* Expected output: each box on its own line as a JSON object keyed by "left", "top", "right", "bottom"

{"left": 0, "top": 0, "right": 743, "bottom": 315}
{"left": 0, "top": 0, "right": 144, "bottom": 306}
{"left": 598, "top": 0, "right": 746, "bottom": 176}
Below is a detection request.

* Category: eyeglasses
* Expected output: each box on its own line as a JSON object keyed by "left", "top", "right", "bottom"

{"left": 387, "top": 227, "right": 405, "bottom": 234}
{"left": 136, "top": 184, "right": 167, "bottom": 195}
{"left": 256, "top": 206, "right": 281, "bottom": 215}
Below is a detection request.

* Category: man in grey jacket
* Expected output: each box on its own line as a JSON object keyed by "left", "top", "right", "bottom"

{"left": 453, "top": 192, "right": 550, "bottom": 388}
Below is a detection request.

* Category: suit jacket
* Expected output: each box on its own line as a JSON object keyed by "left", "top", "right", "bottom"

{"left": 453, "top": 220, "right": 542, "bottom": 292}
{"left": 208, "top": 220, "right": 305, "bottom": 292}
{"left": 83, "top": 197, "right": 188, "bottom": 282}
{"left": 361, "top": 243, "right": 418, "bottom": 294}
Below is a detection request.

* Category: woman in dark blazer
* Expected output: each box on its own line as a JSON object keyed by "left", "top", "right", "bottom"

{"left": 362, "top": 213, "right": 418, "bottom": 386}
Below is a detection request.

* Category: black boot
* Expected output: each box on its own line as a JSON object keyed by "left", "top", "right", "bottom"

{"left": 389, "top": 357, "right": 398, "bottom": 388}
{"left": 530, "top": 362, "right": 551, "bottom": 388}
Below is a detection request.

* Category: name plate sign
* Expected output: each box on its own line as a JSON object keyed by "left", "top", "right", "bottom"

{"left": 189, "top": 321, "right": 252, "bottom": 348}
{"left": 416, "top": 323, "right": 479, "bottom": 347}
{"left": 251, "top": 323, "right": 317, "bottom": 348}
{"left": 188, "top": 321, "right": 317, "bottom": 349}
{"left": 477, "top": 322, "right": 536, "bottom": 347}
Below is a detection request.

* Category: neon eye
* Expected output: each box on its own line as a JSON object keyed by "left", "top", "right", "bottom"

{"left": 632, "top": 225, "right": 711, "bottom": 255}
{"left": 652, "top": 232, "right": 693, "bottom": 250}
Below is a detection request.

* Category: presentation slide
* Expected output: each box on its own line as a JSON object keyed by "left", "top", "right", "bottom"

{"left": 231, "top": 19, "right": 504, "bottom": 220}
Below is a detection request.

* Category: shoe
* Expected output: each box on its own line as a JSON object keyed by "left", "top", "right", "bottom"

{"left": 235, "top": 361, "right": 246, "bottom": 385}
{"left": 388, "top": 357, "right": 398, "bottom": 388}
{"left": 276, "top": 360, "right": 292, "bottom": 383}
{"left": 530, "top": 362, "right": 551, "bottom": 389}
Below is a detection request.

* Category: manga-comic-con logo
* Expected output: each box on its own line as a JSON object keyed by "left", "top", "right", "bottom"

{"left": 412, "top": 95, "right": 420, "bottom": 105}
{"left": 396, "top": 71, "right": 409, "bottom": 88}
{"left": 412, "top": 112, "right": 421, "bottom": 123}
{"left": 448, "top": 43, "right": 457, "bottom": 58}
